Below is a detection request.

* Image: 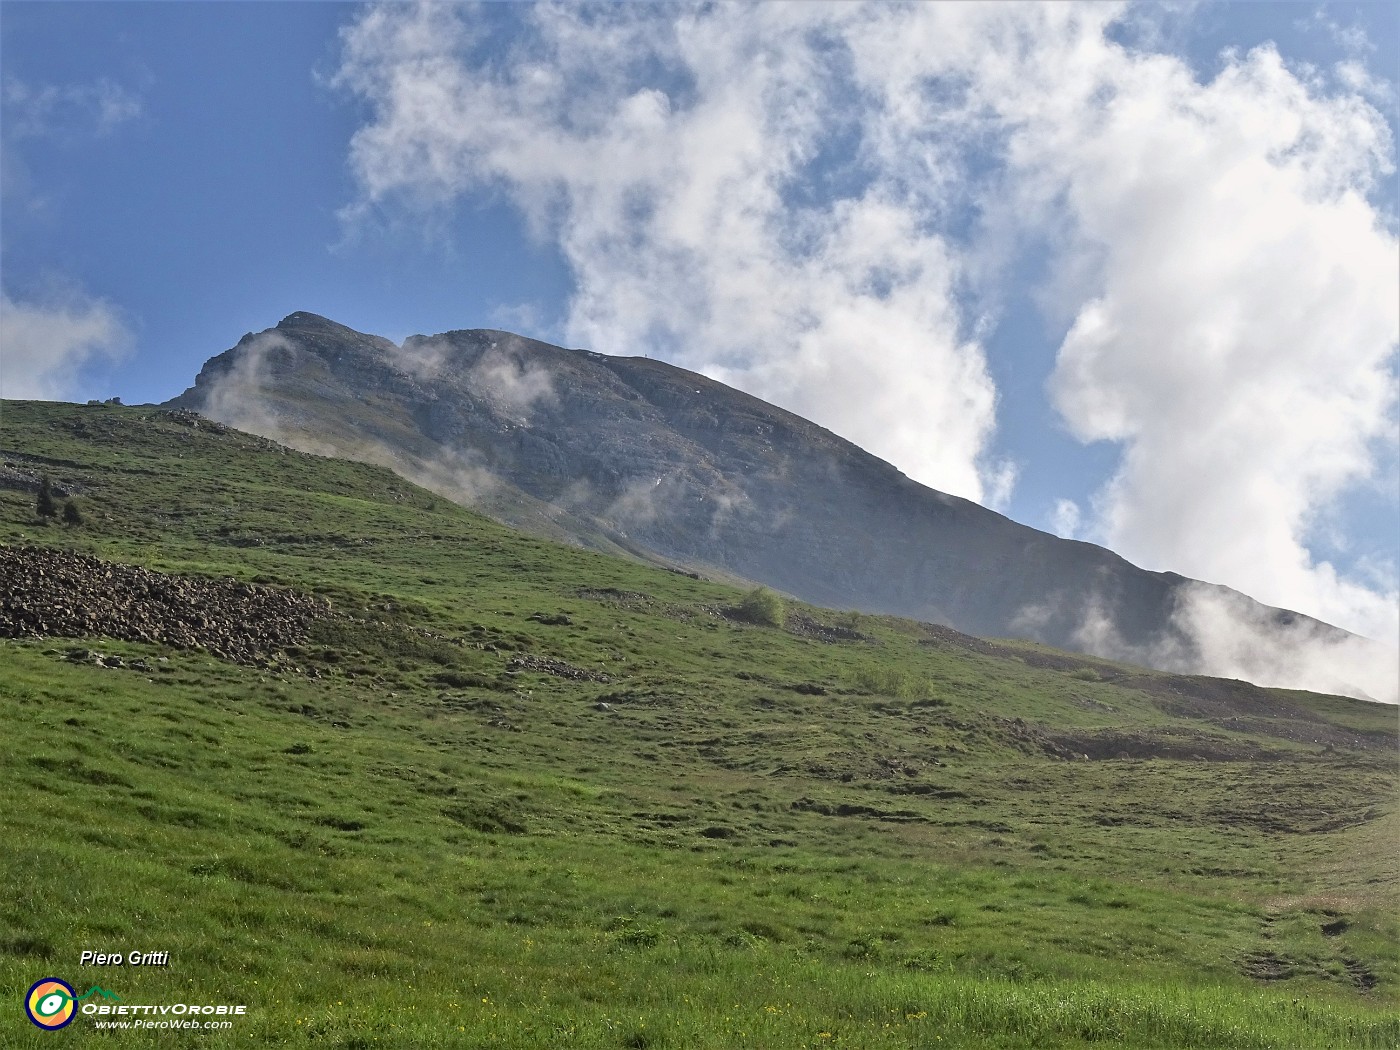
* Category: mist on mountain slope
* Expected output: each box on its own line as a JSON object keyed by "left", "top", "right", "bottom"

{"left": 175, "top": 315, "right": 1397, "bottom": 704}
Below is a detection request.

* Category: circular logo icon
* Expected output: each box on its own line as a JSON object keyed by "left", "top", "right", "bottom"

{"left": 26, "top": 978, "right": 76, "bottom": 1030}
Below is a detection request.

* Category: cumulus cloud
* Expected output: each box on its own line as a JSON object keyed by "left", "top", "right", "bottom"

{"left": 927, "top": 6, "right": 1400, "bottom": 691}
{"left": 0, "top": 290, "right": 129, "bottom": 400}
{"left": 1015, "top": 34, "right": 1399, "bottom": 655}
{"left": 332, "top": 1, "right": 1398, "bottom": 697}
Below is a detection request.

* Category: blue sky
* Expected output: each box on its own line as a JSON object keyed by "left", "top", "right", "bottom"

{"left": 2, "top": 1, "right": 1397, "bottom": 657}
{"left": 0, "top": 2, "right": 569, "bottom": 374}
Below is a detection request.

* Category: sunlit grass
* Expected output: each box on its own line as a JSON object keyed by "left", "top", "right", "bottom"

{"left": 1, "top": 401, "right": 1395, "bottom": 1048}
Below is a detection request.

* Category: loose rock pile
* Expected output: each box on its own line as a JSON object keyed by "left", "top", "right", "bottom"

{"left": 1, "top": 545, "right": 328, "bottom": 663}
{"left": 161, "top": 408, "right": 230, "bottom": 433}
{"left": 506, "top": 653, "right": 611, "bottom": 682}
{"left": 0, "top": 461, "right": 83, "bottom": 498}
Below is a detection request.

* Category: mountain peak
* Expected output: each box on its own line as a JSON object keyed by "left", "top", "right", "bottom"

{"left": 276, "top": 311, "right": 344, "bottom": 332}
{"left": 165, "top": 315, "right": 1386, "bottom": 700}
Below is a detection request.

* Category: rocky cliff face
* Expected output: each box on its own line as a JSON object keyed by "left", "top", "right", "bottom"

{"left": 168, "top": 312, "right": 1375, "bottom": 695}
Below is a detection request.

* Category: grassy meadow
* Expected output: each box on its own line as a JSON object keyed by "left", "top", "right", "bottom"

{"left": 1, "top": 401, "right": 1396, "bottom": 1048}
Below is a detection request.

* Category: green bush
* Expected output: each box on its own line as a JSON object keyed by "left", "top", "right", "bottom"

{"left": 736, "top": 587, "right": 786, "bottom": 628}
{"left": 849, "top": 665, "right": 934, "bottom": 700}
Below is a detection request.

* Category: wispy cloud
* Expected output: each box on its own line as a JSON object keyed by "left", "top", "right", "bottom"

{"left": 191, "top": 329, "right": 504, "bottom": 505}
{"left": 1071, "top": 582, "right": 1398, "bottom": 705}
{"left": 0, "top": 289, "right": 130, "bottom": 400}
{"left": 393, "top": 331, "right": 557, "bottom": 423}
{"left": 1296, "top": 6, "right": 1376, "bottom": 58}
{"left": 1050, "top": 498, "right": 1082, "bottom": 540}
{"left": 192, "top": 331, "right": 301, "bottom": 446}
{"left": 467, "top": 344, "right": 556, "bottom": 421}
{"left": 2, "top": 76, "right": 142, "bottom": 140}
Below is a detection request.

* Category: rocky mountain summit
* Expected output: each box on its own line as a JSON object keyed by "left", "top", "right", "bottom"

{"left": 168, "top": 312, "right": 1378, "bottom": 697}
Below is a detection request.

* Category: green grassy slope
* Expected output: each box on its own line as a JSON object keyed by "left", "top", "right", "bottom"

{"left": 2, "top": 401, "right": 1396, "bottom": 1049}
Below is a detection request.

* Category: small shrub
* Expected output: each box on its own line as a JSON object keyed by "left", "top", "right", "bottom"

{"left": 736, "top": 587, "right": 786, "bottom": 628}
{"left": 62, "top": 499, "right": 83, "bottom": 526}
{"left": 902, "top": 948, "right": 945, "bottom": 971}
{"left": 612, "top": 921, "right": 661, "bottom": 948}
{"left": 849, "top": 665, "right": 933, "bottom": 700}
{"left": 843, "top": 935, "right": 881, "bottom": 961}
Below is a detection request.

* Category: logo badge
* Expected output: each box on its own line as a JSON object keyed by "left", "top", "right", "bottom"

{"left": 26, "top": 978, "right": 77, "bottom": 1030}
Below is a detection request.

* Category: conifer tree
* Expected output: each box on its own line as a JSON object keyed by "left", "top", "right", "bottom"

{"left": 35, "top": 476, "right": 58, "bottom": 519}
{"left": 62, "top": 499, "right": 83, "bottom": 526}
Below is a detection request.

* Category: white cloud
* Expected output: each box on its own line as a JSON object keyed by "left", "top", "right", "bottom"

{"left": 1173, "top": 585, "right": 1397, "bottom": 704}
{"left": 1073, "top": 582, "right": 1398, "bottom": 705}
{"left": 466, "top": 341, "right": 556, "bottom": 421}
{"left": 0, "top": 291, "right": 129, "bottom": 400}
{"left": 1333, "top": 58, "right": 1396, "bottom": 109}
{"left": 489, "top": 301, "right": 548, "bottom": 338}
{"left": 332, "top": 2, "right": 1005, "bottom": 503}
{"left": 1016, "top": 39, "right": 1399, "bottom": 654}
{"left": 393, "top": 332, "right": 557, "bottom": 421}
{"left": 1050, "top": 498, "right": 1082, "bottom": 540}
{"left": 193, "top": 331, "right": 301, "bottom": 446}
{"left": 332, "top": 2, "right": 1398, "bottom": 695}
